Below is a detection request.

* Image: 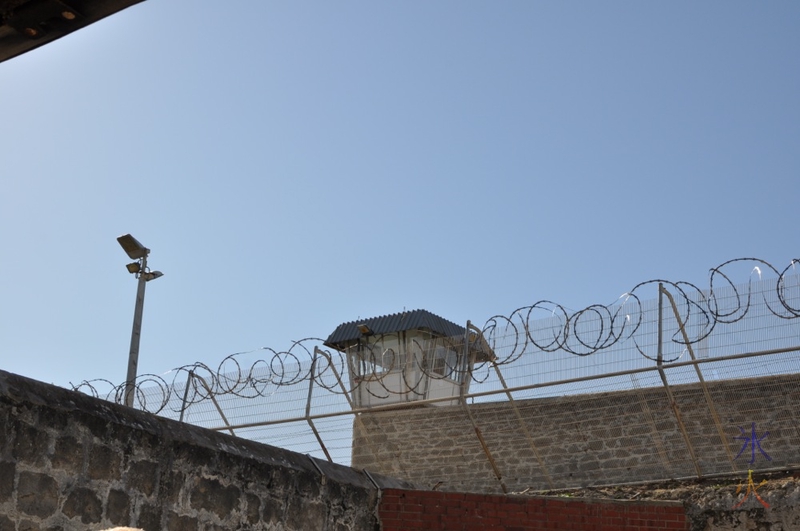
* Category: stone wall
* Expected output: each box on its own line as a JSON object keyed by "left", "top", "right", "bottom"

{"left": 2, "top": 368, "right": 798, "bottom": 530}
{"left": 352, "top": 373, "right": 800, "bottom": 493}
{"left": 0, "top": 369, "right": 409, "bottom": 530}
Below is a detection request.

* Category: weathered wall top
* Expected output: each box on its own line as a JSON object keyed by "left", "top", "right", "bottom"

{"left": 0, "top": 368, "right": 411, "bottom": 529}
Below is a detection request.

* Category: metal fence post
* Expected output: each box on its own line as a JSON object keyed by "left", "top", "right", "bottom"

{"left": 313, "top": 347, "right": 384, "bottom": 471}
{"left": 461, "top": 321, "right": 508, "bottom": 494}
{"left": 306, "top": 352, "right": 333, "bottom": 462}
{"left": 657, "top": 283, "right": 703, "bottom": 478}
{"left": 661, "top": 286, "right": 737, "bottom": 471}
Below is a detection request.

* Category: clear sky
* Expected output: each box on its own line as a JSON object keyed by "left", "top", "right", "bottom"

{"left": 1, "top": 1, "right": 798, "bottom": 390}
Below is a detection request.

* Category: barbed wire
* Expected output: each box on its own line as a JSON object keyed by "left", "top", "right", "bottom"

{"left": 71, "top": 257, "right": 799, "bottom": 414}
{"left": 484, "top": 257, "right": 799, "bottom": 364}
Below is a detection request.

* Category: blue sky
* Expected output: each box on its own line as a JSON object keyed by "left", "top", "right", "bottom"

{"left": 1, "top": 1, "right": 798, "bottom": 390}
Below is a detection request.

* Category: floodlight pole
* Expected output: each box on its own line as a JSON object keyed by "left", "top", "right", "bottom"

{"left": 124, "top": 252, "right": 148, "bottom": 407}
{"left": 118, "top": 233, "right": 162, "bottom": 408}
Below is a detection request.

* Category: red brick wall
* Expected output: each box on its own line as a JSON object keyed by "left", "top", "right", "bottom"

{"left": 379, "top": 489, "right": 689, "bottom": 531}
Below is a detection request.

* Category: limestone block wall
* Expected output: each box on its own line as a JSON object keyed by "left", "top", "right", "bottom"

{"left": 352, "top": 373, "right": 800, "bottom": 493}
{"left": 0, "top": 369, "right": 408, "bottom": 530}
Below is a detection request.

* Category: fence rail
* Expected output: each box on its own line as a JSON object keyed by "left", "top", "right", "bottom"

{"left": 73, "top": 257, "right": 800, "bottom": 492}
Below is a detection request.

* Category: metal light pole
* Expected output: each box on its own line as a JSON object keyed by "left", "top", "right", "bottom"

{"left": 117, "top": 234, "right": 163, "bottom": 407}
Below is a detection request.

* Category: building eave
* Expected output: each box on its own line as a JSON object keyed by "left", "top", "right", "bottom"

{"left": 0, "top": 0, "right": 145, "bottom": 63}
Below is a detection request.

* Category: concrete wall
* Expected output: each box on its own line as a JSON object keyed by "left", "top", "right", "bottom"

{"left": 0, "top": 369, "right": 410, "bottom": 530}
{"left": 352, "top": 373, "right": 800, "bottom": 493}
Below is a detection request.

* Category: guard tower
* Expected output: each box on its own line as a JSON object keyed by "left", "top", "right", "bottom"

{"left": 324, "top": 309, "right": 494, "bottom": 408}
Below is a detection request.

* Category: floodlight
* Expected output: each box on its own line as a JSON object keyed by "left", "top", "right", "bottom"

{"left": 143, "top": 271, "right": 164, "bottom": 281}
{"left": 117, "top": 234, "right": 149, "bottom": 260}
{"left": 357, "top": 323, "right": 373, "bottom": 336}
{"left": 126, "top": 262, "right": 141, "bottom": 274}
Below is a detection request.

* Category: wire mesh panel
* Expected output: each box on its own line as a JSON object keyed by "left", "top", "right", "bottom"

{"left": 74, "top": 258, "right": 800, "bottom": 493}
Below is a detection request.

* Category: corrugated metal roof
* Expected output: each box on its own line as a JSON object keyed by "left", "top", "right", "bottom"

{"left": 324, "top": 309, "right": 466, "bottom": 349}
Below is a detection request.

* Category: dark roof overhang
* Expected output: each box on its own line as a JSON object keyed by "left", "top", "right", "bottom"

{"left": 324, "top": 309, "right": 495, "bottom": 362}
{"left": 0, "top": 0, "right": 144, "bottom": 63}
